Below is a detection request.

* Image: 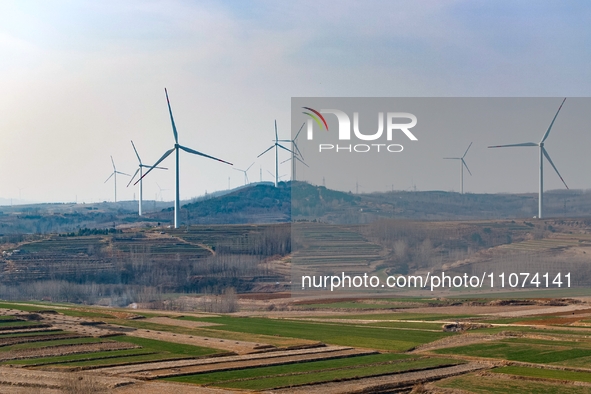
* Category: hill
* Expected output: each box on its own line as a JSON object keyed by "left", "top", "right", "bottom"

{"left": 1, "top": 183, "right": 591, "bottom": 233}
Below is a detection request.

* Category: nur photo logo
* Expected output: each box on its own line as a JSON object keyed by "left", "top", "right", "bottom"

{"left": 302, "top": 107, "right": 418, "bottom": 153}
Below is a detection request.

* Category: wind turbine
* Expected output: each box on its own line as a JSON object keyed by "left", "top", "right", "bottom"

{"left": 155, "top": 182, "right": 169, "bottom": 201}
{"left": 257, "top": 120, "right": 293, "bottom": 187}
{"left": 233, "top": 162, "right": 255, "bottom": 185}
{"left": 488, "top": 98, "right": 569, "bottom": 219}
{"left": 104, "top": 156, "right": 130, "bottom": 202}
{"left": 278, "top": 122, "right": 308, "bottom": 181}
{"left": 136, "top": 88, "right": 233, "bottom": 228}
{"left": 444, "top": 142, "right": 473, "bottom": 194}
{"left": 127, "top": 140, "right": 167, "bottom": 216}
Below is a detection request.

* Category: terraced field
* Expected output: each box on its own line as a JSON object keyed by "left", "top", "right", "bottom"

{"left": 434, "top": 337, "right": 591, "bottom": 364}
{"left": 166, "top": 354, "right": 462, "bottom": 390}
{"left": 436, "top": 372, "right": 591, "bottom": 394}
{"left": 292, "top": 223, "right": 384, "bottom": 277}
{"left": 3, "top": 293, "right": 591, "bottom": 392}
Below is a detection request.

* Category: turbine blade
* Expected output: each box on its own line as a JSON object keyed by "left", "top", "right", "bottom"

{"left": 165, "top": 88, "right": 179, "bottom": 144}
{"left": 462, "top": 159, "right": 472, "bottom": 176}
{"left": 140, "top": 164, "right": 167, "bottom": 170}
{"left": 131, "top": 140, "right": 141, "bottom": 164}
{"left": 110, "top": 156, "right": 115, "bottom": 171}
{"left": 274, "top": 120, "right": 278, "bottom": 141}
{"left": 541, "top": 97, "right": 567, "bottom": 143}
{"left": 462, "top": 142, "right": 473, "bottom": 158}
{"left": 127, "top": 169, "right": 140, "bottom": 187}
{"left": 280, "top": 158, "right": 292, "bottom": 164}
{"left": 104, "top": 173, "right": 114, "bottom": 183}
{"left": 257, "top": 145, "right": 274, "bottom": 158}
{"left": 245, "top": 162, "right": 255, "bottom": 171}
{"left": 293, "top": 141, "right": 304, "bottom": 160}
{"left": 294, "top": 122, "right": 305, "bottom": 140}
{"left": 178, "top": 144, "right": 233, "bottom": 165}
{"left": 488, "top": 142, "right": 538, "bottom": 148}
{"left": 267, "top": 170, "right": 274, "bottom": 177}
{"left": 443, "top": 157, "right": 460, "bottom": 160}
{"left": 232, "top": 167, "right": 244, "bottom": 173}
{"left": 135, "top": 148, "right": 175, "bottom": 185}
{"left": 295, "top": 155, "right": 309, "bottom": 167}
{"left": 277, "top": 143, "right": 293, "bottom": 153}
{"left": 542, "top": 147, "right": 569, "bottom": 189}
{"left": 116, "top": 171, "right": 131, "bottom": 176}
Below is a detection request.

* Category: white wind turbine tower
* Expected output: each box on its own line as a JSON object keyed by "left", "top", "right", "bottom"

{"left": 104, "top": 156, "right": 130, "bottom": 202}
{"left": 127, "top": 140, "right": 167, "bottom": 216}
{"left": 278, "top": 122, "right": 308, "bottom": 181}
{"left": 233, "top": 162, "right": 255, "bottom": 185}
{"left": 489, "top": 98, "right": 569, "bottom": 219}
{"left": 443, "top": 142, "right": 473, "bottom": 194}
{"left": 257, "top": 120, "right": 293, "bottom": 187}
{"left": 136, "top": 88, "right": 233, "bottom": 228}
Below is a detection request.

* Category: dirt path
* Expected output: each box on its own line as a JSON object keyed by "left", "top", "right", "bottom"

{"left": 264, "top": 362, "right": 490, "bottom": 393}
{"left": 410, "top": 333, "right": 516, "bottom": 354}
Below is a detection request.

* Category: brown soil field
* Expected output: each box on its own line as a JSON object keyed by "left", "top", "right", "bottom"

{"left": 0, "top": 341, "right": 138, "bottom": 362}
{"left": 0, "top": 333, "right": 84, "bottom": 348}
{"left": 238, "top": 292, "right": 292, "bottom": 300}
{"left": 39, "top": 313, "right": 119, "bottom": 337}
{"left": 144, "top": 316, "right": 221, "bottom": 328}
{"left": 486, "top": 303, "right": 591, "bottom": 317}
{"left": 411, "top": 333, "right": 518, "bottom": 354}
{"left": 0, "top": 366, "right": 136, "bottom": 391}
{"left": 113, "top": 381, "right": 238, "bottom": 394}
{"left": 115, "top": 326, "right": 271, "bottom": 354}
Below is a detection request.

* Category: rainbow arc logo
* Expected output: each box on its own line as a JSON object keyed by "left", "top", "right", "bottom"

{"left": 302, "top": 107, "right": 328, "bottom": 131}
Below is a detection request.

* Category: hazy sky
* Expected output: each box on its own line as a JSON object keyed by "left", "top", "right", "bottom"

{"left": 1, "top": 1, "right": 590, "bottom": 204}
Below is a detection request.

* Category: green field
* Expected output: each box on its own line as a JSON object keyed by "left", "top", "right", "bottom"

{"left": 437, "top": 373, "right": 591, "bottom": 394}
{"left": 0, "top": 336, "right": 105, "bottom": 352}
{"left": 179, "top": 315, "right": 454, "bottom": 351}
{"left": 492, "top": 366, "right": 591, "bottom": 383}
{"left": 0, "top": 329, "right": 221, "bottom": 368}
{"left": 8, "top": 348, "right": 155, "bottom": 366}
{"left": 321, "top": 312, "right": 475, "bottom": 321}
{"left": 434, "top": 338, "right": 591, "bottom": 364}
{"left": 167, "top": 354, "right": 460, "bottom": 390}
